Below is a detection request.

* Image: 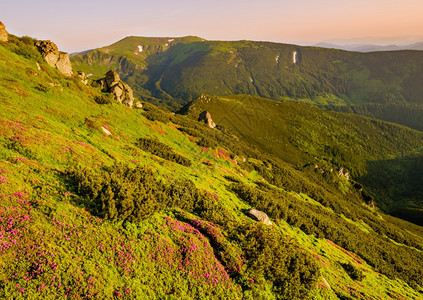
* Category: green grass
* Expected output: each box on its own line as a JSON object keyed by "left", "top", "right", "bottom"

{"left": 1, "top": 38, "right": 423, "bottom": 299}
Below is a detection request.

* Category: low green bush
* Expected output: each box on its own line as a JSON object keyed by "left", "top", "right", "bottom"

{"left": 137, "top": 138, "right": 191, "bottom": 166}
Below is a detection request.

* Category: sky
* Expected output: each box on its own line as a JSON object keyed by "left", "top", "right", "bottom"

{"left": 1, "top": 0, "right": 423, "bottom": 53}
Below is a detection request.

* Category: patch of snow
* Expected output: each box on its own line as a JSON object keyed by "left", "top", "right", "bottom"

{"left": 87, "top": 74, "right": 93, "bottom": 77}
{"left": 250, "top": 77, "right": 254, "bottom": 83}
{"left": 165, "top": 43, "right": 169, "bottom": 47}
{"left": 168, "top": 39, "right": 174, "bottom": 42}
{"left": 229, "top": 51, "right": 234, "bottom": 53}
{"left": 138, "top": 45, "right": 143, "bottom": 53}
{"left": 293, "top": 51, "right": 297, "bottom": 64}
{"left": 276, "top": 55, "right": 280, "bottom": 64}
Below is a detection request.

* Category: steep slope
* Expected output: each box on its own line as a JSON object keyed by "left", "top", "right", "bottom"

{"left": 71, "top": 36, "right": 205, "bottom": 109}
{"left": 182, "top": 94, "right": 423, "bottom": 223}
{"left": 72, "top": 38, "right": 423, "bottom": 111}
{"left": 1, "top": 36, "right": 423, "bottom": 299}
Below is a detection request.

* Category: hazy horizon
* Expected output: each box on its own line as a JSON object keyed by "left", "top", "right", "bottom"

{"left": 1, "top": 0, "right": 423, "bottom": 53}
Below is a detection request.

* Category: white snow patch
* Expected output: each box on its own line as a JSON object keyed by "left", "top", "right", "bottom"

{"left": 276, "top": 55, "right": 280, "bottom": 64}
{"left": 165, "top": 43, "right": 169, "bottom": 47}
{"left": 250, "top": 77, "right": 254, "bottom": 83}
{"left": 293, "top": 51, "right": 297, "bottom": 64}
{"left": 138, "top": 45, "right": 143, "bottom": 53}
{"left": 168, "top": 39, "right": 174, "bottom": 42}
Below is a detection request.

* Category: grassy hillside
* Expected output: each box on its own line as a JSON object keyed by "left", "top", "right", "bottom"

{"left": 71, "top": 38, "right": 423, "bottom": 111}
{"left": 328, "top": 103, "right": 423, "bottom": 131}
{"left": 183, "top": 94, "right": 423, "bottom": 176}
{"left": 71, "top": 36, "right": 205, "bottom": 110}
{"left": 1, "top": 37, "right": 423, "bottom": 299}
{"left": 182, "top": 94, "right": 423, "bottom": 224}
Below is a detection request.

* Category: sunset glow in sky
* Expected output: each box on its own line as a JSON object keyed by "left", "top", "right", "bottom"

{"left": 1, "top": 0, "right": 423, "bottom": 52}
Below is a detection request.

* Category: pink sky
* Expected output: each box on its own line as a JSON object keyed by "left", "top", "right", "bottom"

{"left": 1, "top": 0, "right": 423, "bottom": 52}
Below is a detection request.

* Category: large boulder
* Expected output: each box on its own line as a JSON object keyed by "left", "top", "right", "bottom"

{"left": 35, "top": 40, "right": 73, "bottom": 76}
{"left": 198, "top": 111, "right": 216, "bottom": 128}
{"left": 0, "top": 21, "right": 8, "bottom": 42}
{"left": 94, "top": 70, "right": 134, "bottom": 107}
{"left": 245, "top": 208, "right": 272, "bottom": 225}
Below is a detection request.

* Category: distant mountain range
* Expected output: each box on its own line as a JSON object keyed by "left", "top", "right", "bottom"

{"left": 315, "top": 41, "right": 423, "bottom": 52}
{"left": 71, "top": 36, "right": 423, "bottom": 112}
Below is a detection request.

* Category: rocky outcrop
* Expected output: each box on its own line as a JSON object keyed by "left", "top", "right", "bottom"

{"left": 338, "top": 167, "right": 350, "bottom": 180}
{"left": 198, "top": 111, "right": 216, "bottom": 128}
{"left": 245, "top": 208, "right": 272, "bottom": 225}
{"left": 35, "top": 40, "right": 73, "bottom": 76}
{"left": 0, "top": 21, "right": 8, "bottom": 42}
{"left": 94, "top": 70, "right": 134, "bottom": 107}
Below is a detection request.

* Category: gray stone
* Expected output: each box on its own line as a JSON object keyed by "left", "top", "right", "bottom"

{"left": 35, "top": 40, "right": 73, "bottom": 76}
{"left": 0, "top": 21, "right": 8, "bottom": 42}
{"left": 94, "top": 70, "right": 134, "bottom": 108}
{"left": 246, "top": 208, "right": 272, "bottom": 225}
{"left": 198, "top": 111, "right": 216, "bottom": 128}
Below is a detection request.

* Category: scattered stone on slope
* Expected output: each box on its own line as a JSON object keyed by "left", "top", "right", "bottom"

{"left": 93, "top": 70, "right": 134, "bottom": 108}
{"left": 198, "top": 111, "right": 216, "bottom": 128}
{"left": 35, "top": 40, "right": 73, "bottom": 76}
{"left": 77, "top": 71, "right": 89, "bottom": 85}
{"left": 338, "top": 167, "right": 350, "bottom": 180}
{"left": 245, "top": 208, "right": 272, "bottom": 225}
{"left": 0, "top": 21, "right": 8, "bottom": 42}
{"left": 101, "top": 126, "right": 112, "bottom": 136}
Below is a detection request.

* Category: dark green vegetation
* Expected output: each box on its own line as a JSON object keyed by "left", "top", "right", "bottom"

{"left": 328, "top": 103, "right": 423, "bottom": 131}
{"left": 183, "top": 94, "right": 423, "bottom": 176}
{"left": 182, "top": 94, "right": 423, "bottom": 225}
{"left": 71, "top": 37, "right": 423, "bottom": 110}
{"left": 1, "top": 34, "right": 423, "bottom": 299}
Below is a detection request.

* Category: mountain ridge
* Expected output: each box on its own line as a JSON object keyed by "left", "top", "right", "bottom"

{"left": 71, "top": 36, "right": 423, "bottom": 112}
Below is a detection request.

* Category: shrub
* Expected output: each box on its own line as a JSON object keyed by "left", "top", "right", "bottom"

{"left": 238, "top": 224, "right": 320, "bottom": 299}
{"left": 67, "top": 164, "right": 232, "bottom": 226}
{"left": 34, "top": 83, "right": 49, "bottom": 93}
{"left": 137, "top": 138, "right": 191, "bottom": 166}
{"left": 196, "top": 136, "right": 217, "bottom": 148}
{"left": 340, "top": 262, "right": 364, "bottom": 281}
{"left": 94, "top": 94, "right": 112, "bottom": 104}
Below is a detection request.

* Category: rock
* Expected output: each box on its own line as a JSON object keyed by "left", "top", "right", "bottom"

{"left": 105, "top": 70, "right": 120, "bottom": 87}
{"left": 77, "top": 71, "right": 89, "bottom": 85}
{"left": 35, "top": 40, "right": 73, "bottom": 76}
{"left": 338, "top": 167, "right": 350, "bottom": 180}
{"left": 94, "top": 70, "right": 134, "bottom": 107}
{"left": 0, "top": 21, "right": 8, "bottom": 42}
{"left": 198, "top": 111, "right": 216, "bottom": 128}
{"left": 101, "top": 126, "right": 112, "bottom": 136}
{"left": 245, "top": 208, "right": 272, "bottom": 225}
{"left": 135, "top": 101, "right": 143, "bottom": 109}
